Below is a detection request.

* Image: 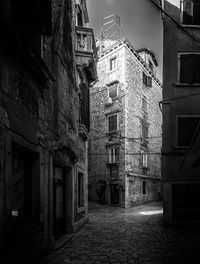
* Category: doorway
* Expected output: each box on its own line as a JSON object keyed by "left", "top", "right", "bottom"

{"left": 110, "top": 183, "right": 120, "bottom": 204}
{"left": 53, "top": 165, "right": 66, "bottom": 239}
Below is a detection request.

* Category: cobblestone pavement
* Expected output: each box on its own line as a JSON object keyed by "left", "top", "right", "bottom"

{"left": 40, "top": 201, "right": 200, "bottom": 264}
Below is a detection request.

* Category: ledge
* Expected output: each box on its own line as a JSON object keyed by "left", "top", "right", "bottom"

{"left": 175, "top": 83, "right": 200, "bottom": 88}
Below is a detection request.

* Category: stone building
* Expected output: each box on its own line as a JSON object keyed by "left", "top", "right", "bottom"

{"left": 89, "top": 38, "right": 162, "bottom": 207}
{"left": 163, "top": 0, "right": 200, "bottom": 225}
{"left": 0, "top": 0, "right": 97, "bottom": 262}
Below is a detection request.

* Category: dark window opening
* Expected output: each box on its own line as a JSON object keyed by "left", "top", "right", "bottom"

{"left": 110, "top": 57, "right": 117, "bottom": 71}
{"left": 177, "top": 116, "right": 200, "bottom": 146}
{"left": 142, "top": 181, "right": 147, "bottom": 195}
{"left": 179, "top": 54, "right": 200, "bottom": 83}
{"left": 142, "top": 123, "right": 148, "bottom": 139}
{"left": 143, "top": 72, "right": 152, "bottom": 87}
{"left": 182, "top": 0, "right": 200, "bottom": 25}
{"left": 108, "top": 114, "right": 118, "bottom": 131}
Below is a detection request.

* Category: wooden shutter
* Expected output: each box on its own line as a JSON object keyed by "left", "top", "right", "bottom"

{"left": 182, "top": 0, "right": 193, "bottom": 25}
{"left": 180, "top": 54, "right": 194, "bottom": 83}
{"left": 108, "top": 115, "right": 117, "bottom": 131}
{"left": 147, "top": 76, "right": 152, "bottom": 87}
{"left": 109, "top": 83, "right": 118, "bottom": 99}
{"left": 193, "top": 0, "right": 200, "bottom": 25}
{"left": 143, "top": 72, "right": 147, "bottom": 85}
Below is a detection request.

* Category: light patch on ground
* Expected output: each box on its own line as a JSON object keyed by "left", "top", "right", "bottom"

{"left": 139, "top": 209, "right": 163, "bottom": 215}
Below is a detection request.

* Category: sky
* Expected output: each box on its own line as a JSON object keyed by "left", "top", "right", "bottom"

{"left": 87, "top": 0, "right": 164, "bottom": 81}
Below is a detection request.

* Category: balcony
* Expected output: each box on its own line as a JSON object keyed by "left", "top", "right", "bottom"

{"left": 75, "top": 26, "right": 97, "bottom": 84}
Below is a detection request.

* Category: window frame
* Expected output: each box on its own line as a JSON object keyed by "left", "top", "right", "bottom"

{"left": 108, "top": 81, "right": 118, "bottom": 100}
{"left": 141, "top": 180, "right": 147, "bottom": 195}
{"left": 142, "top": 95, "right": 148, "bottom": 113}
{"left": 108, "top": 147, "right": 119, "bottom": 164}
{"left": 110, "top": 56, "right": 117, "bottom": 71}
{"left": 175, "top": 115, "right": 200, "bottom": 148}
{"left": 181, "top": 0, "right": 200, "bottom": 27}
{"left": 143, "top": 72, "right": 152, "bottom": 87}
{"left": 141, "top": 150, "right": 148, "bottom": 168}
{"left": 107, "top": 113, "right": 118, "bottom": 132}
{"left": 178, "top": 52, "right": 200, "bottom": 84}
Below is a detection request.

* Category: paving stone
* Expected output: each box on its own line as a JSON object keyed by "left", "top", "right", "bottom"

{"left": 39, "top": 201, "right": 200, "bottom": 264}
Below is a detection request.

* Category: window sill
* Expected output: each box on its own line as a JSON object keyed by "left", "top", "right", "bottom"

{"left": 181, "top": 24, "right": 200, "bottom": 28}
{"left": 109, "top": 68, "right": 117, "bottom": 73}
{"left": 175, "top": 83, "right": 200, "bottom": 87}
{"left": 106, "top": 162, "right": 119, "bottom": 167}
{"left": 107, "top": 130, "right": 120, "bottom": 135}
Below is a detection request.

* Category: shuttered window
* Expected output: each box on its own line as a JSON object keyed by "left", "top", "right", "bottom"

{"left": 179, "top": 53, "right": 200, "bottom": 83}
{"left": 143, "top": 72, "right": 152, "bottom": 87}
{"left": 108, "top": 147, "right": 119, "bottom": 163}
{"left": 109, "top": 82, "right": 118, "bottom": 99}
{"left": 177, "top": 116, "right": 200, "bottom": 146}
{"left": 108, "top": 114, "right": 118, "bottom": 131}
{"left": 143, "top": 72, "right": 148, "bottom": 85}
{"left": 182, "top": 0, "right": 200, "bottom": 25}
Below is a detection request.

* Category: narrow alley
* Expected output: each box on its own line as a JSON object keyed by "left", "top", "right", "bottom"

{"left": 40, "top": 202, "right": 200, "bottom": 264}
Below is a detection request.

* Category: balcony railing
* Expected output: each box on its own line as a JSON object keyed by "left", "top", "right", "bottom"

{"left": 75, "top": 26, "right": 97, "bottom": 61}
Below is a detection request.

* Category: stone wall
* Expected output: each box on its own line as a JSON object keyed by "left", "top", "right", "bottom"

{"left": 89, "top": 40, "right": 162, "bottom": 207}
{"left": 125, "top": 47, "right": 162, "bottom": 205}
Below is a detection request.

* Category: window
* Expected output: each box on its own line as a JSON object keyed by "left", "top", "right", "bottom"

{"left": 142, "top": 181, "right": 147, "bottom": 195}
{"left": 109, "top": 82, "right": 118, "bottom": 99}
{"left": 78, "top": 172, "right": 84, "bottom": 207}
{"left": 149, "top": 59, "right": 154, "bottom": 72}
{"left": 143, "top": 72, "right": 152, "bottom": 87}
{"left": 142, "top": 123, "right": 148, "bottom": 139}
{"left": 108, "top": 147, "right": 119, "bottom": 163}
{"left": 142, "top": 96, "right": 148, "bottom": 112}
{"left": 143, "top": 72, "right": 148, "bottom": 85}
{"left": 141, "top": 150, "right": 148, "bottom": 167}
{"left": 108, "top": 114, "right": 118, "bottom": 132}
{"left": 110, "top": 57, "right": 117, "bottom": 71}
{"left": 181, "top": 0, "right": 200, "bottom": 26}
{"left": 176, "top": 116, "right": 200, "bottom": 147}
{"left": 178, "top": 53, "right": 200, "bottom": 84}
{"left": 147, "top": 76, "right": 152, "bottom": 87}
